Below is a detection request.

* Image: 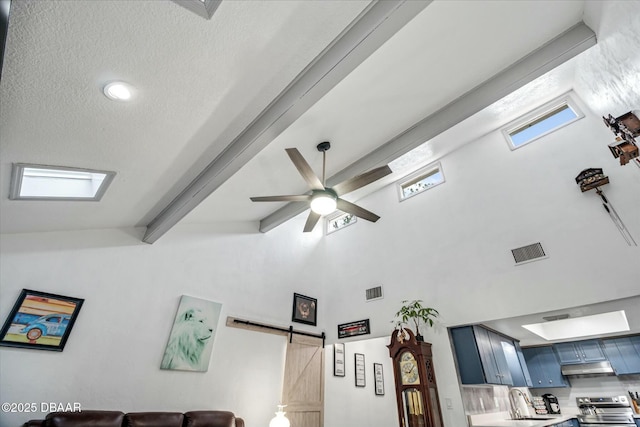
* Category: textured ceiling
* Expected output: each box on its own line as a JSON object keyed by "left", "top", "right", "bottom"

{"left": 0, "top": 0, "right": 638, "bottom": 237}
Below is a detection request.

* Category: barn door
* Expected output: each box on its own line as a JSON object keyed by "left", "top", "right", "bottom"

{"left": 281, "top": 334, "right": 324, "bottom": 427}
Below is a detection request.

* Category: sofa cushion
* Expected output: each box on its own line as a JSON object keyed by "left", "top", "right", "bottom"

{"left": 184, "top": 411, "right": 237, "bottom": 427}
{"left": 46, "top": 410, "right": 124, "bottom": 427}
{"left": 125, "top": 412, "right": 183, "bottom": 427}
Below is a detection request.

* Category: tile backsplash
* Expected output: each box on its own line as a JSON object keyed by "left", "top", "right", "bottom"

{"left": 531, "top": 375, "right": 640, "bottom": 414}
{"left": 462, "top": 375, "right": 640, "bottom": 416}
{"left": 462, "top": 385, "right": 511, "bottom": 415}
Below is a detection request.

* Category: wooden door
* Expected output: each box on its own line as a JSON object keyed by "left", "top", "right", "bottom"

{"left": 282, "top": 334, "right": 324, "bottom": 427}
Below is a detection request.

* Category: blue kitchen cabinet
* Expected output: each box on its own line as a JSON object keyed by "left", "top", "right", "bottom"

{"left": 515, "top": 341, "right": 533, "bottom": 387}
{"left": 522, "top": 346, "right": 569, "bottom": 388}
{"left": 554, "top": 339, "right": 606, "bottom": 364}
{"left": 602, "top": 335, "right": 640, "bottom": 374}
{"left": 450, "top": 325, "right": 518, "bottom": 385}
{"left": 502, "top": 339, "right": 532, "bottom": 387}
{"left": 551, "top": 419, "right": 579, "bottom": 427}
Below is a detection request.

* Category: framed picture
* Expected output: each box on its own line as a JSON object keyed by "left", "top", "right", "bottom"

{"left": 374, "top": 363, "right": 385, "bottom": 395}
{"left": 355, "top": 353, "right": 366, "bottom": 387}
{"left": 292, "top": 293, "right": 317, "bottom": 326}
{"left": 0, "top": 289, "right": 84, "bottom": 351}
{"left": 161, "top": 295, "right": 222, "bottom": 372}
{"left": 338, "top": 319, "right": 370, "bottom": 339}
{"left": 334, "top": 342, "right": 345, "bottom": 377}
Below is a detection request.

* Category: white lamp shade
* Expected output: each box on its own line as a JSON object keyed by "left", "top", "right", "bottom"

{"left": 269, "top": 408, "right": 290, "bottom": 427}
{"left": 310, "top": 192, "right": 337, "bottom": 215}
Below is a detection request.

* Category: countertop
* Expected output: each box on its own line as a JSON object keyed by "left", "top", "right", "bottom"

{"left": 468, "top": 411, "right": 577, "bottom": 427}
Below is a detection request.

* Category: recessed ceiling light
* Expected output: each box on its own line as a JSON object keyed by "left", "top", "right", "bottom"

{"left": 103, "top": 82, "right": 134, "bottom": 101}
{"left": 522, "top": 310, "right": 630, "bottom": 341}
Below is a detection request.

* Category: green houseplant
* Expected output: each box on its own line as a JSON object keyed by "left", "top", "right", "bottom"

{"left": 393, "top": 300, "right": 439, "bottom": 340}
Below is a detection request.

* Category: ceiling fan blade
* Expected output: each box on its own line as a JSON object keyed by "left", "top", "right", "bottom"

{"left": 336, "top": 198, "right": 380, "bottom": 223}
{"left": 303, "top": 211, "right": 321, "bottom": 232}
{"left": 332, "top": 165, "right": 392, "bottom": 196}
{"left": 285, "top": 148, "right": 324, "bottom": 191}
{"left": 250, "top": 195, "right": 312, "bottom": 202}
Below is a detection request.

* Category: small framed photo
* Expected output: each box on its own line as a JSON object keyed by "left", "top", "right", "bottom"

{"left": 374, "top": 363, "right": 385, "bottom": 395}
{"left": 334, "top": 342, "right": 345, "bottom": 377}
{"left": 355, "top": 353, "right": 366, "bottom": 387}
{"left": 0, "top": 289, "right": 84, "bottom": 352}
{"left": 292, "top": 293, "right": 317, "bottom": 326}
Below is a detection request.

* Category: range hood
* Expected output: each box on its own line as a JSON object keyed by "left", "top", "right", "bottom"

{"left": 561, "top": 361, "right": 615, "bottom": 377}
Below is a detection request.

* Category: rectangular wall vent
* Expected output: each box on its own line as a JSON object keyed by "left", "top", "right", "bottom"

{"left": 365, "top": 286, "right": 384, "bottom": 301}
{"left": 511, "top": 242, "right": 547, "bottom": 264}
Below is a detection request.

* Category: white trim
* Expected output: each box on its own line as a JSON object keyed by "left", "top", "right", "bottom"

{"left": 502, "top": 92, "right": 585, "bottom": 150}
{"left": 396, "top": 161, "right": 444, "bottom": 202}
{"left": 172, "top": 0, "right": 221, "bottom": 20}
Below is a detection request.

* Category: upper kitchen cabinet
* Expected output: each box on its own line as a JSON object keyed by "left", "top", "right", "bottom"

{"left": 450, "top": 325, "right": 530, "bottom": 386}
{"left": 522, "top": 346, "right": 569, "bottom": 388}
{"left": 553, "top": 339, "right": 606, "bottom": 364}
{"left": 602, "top": 335, "right": 640, "bottom": 375}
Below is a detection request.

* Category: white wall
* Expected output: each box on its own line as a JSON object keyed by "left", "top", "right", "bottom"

{"left": 324, "top": 337, "right": 397, "bottom": 427}
{"left": 2, "top": 93, "right": 639, "bottom": 427}
{"left": 0, "top": 225, "right": 325, "bottom": 427}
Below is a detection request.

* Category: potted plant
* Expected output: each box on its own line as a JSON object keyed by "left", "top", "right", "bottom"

{"left": 393, "top": 300, "right": 439, "bottom": 341}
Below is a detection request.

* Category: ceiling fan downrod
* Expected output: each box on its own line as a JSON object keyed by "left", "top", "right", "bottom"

{"left": 317, "top": 141, "right": 331, "bottom": 186}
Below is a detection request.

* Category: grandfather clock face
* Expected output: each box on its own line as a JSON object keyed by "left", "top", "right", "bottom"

{"left": 400, "top": 351, "right": 420, "bottom": 385}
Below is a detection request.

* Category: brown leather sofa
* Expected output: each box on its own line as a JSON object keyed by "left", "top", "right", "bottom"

{"left": 22, "top": 410, "right": 245, "bottom": 427}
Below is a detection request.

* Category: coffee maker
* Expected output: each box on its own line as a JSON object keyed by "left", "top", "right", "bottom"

{"left": 542, "top": 394, "right": 561, "bottom": 414}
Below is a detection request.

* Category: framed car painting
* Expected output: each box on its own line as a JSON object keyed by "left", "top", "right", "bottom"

{"left": 0, "top": 289, "right": 84, "bottom": 351}
{"left": 292, "top": 293, "right": 317, "bottom": 326}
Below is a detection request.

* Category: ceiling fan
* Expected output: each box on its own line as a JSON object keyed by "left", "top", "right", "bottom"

{"left": 250, "top": 142, "right": 392, "bottom": 232}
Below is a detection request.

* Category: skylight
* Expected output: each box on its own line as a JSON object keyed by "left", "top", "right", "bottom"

{"left": 397, "top": 162, "right": 444, "bottom": 201}
{"left": 9, "top": 164, "right": 116, "bottom": 201}
{"left": 503, "top": 96, "right": 583, "bottom": 150}
{"left": 522, "top": 310, "right": 630, "bottom": 341}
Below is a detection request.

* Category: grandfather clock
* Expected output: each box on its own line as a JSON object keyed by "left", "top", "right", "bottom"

{"left": 387, "top": 328, "right": 443, "bottom": 427}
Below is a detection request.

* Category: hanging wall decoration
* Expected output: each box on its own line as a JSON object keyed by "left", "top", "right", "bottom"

{"left": 355, "top": 353, "right": 366, "bottom": 387}
{"left": 602, "top": 111, "right": 640, "bottom": 168}
{"left": 0, "top": 289, "right": 84, "bottom": 351}
{"left": 575, "top": 168, "right": 637, "bottom": 246}
{"left": 292, "top": 293, "right": 317, "bottom": 326}
{"left": 161, "top": 295, "right": 223, "bottom": 372}
{"left": 334, "top": 342, "right": 345, "bottom": 377}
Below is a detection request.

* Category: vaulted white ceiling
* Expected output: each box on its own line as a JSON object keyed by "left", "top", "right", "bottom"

{"left": 0, "top": 0, "right": 637, "bottom": 240}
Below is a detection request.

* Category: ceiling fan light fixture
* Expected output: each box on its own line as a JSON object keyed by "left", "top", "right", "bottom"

{"left": 310, "top": 191, "right": 337, "bottom": 215}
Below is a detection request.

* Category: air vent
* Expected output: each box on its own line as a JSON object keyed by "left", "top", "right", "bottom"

{"left": 511, "top": 242, "right": 547, "bottom": 265}
{"left": 365, "top": 286, "right": 383, "bottom": 301}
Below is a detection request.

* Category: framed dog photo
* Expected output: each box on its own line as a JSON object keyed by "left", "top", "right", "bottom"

{"left": 0, "top": 289, "right": 84, "bottom": 352}
{"left": 161, "top": 295, "right": 222, "bottom": 372}
{"left": 292, "top": 293, "right": 317, "bottom": 326}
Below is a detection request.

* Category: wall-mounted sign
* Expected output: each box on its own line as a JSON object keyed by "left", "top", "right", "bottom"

{"left": 338, "top": 319, "right": 370, "bottom": 339}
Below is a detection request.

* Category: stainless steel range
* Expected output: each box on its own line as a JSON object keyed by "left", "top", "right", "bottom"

{"left": 577, "top": 396, "right": 636, "bottom": 426}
